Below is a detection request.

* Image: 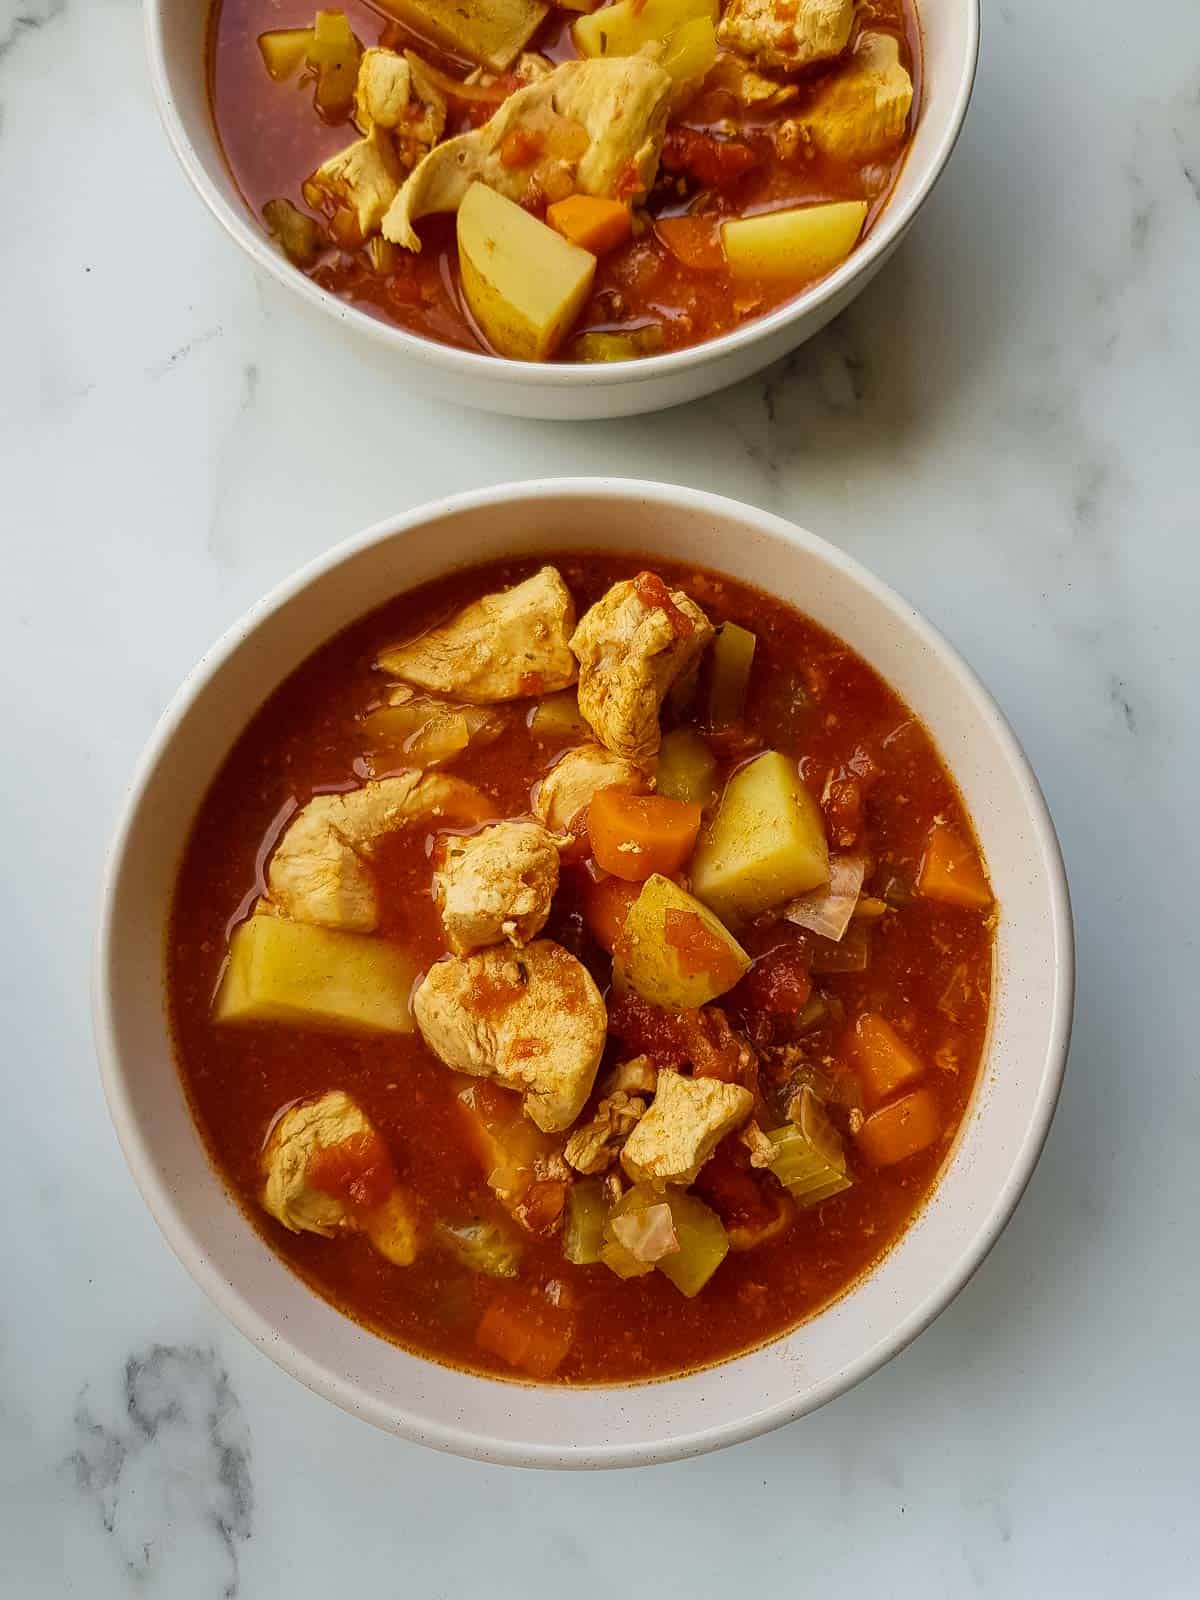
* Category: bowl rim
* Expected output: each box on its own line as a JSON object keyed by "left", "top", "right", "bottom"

{"left": 93, "top": 477, "right": 1072, "bottom": 1468}
{"left": 143, "top": 0, "right": 981, "bottom": 391}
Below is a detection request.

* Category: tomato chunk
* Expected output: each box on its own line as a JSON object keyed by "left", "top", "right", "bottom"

{"left": 582, "top": 873, "right": 641, "bottom": 953}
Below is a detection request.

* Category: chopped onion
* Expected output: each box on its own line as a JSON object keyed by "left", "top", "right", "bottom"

{"left": 783, "top": 854, "right": 867, "bottom": 941}
{"left": 610, "top": 1203, "right": 680, "bottom": 1263}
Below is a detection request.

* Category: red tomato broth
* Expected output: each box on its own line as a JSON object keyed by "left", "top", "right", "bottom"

{"left": 168, "top": 553, "right": 992, "bottom": 1383}
{"left": 207, "top": 0, "right": 921, "bottom": 358}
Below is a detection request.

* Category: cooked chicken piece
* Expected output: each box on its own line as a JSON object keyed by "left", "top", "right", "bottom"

{"left": 381, "top": 54, "right": 673, "bottom": 249}
{"left": 413, "top": 940, "right": 606, "bottom": 1131}
{"left": 261, "top": 1090, "right": 417, "bottom": 1265}
{"left": 564, "top": 1090, "right": 648, "bottom": 1175}
{"left": 304, "top": 124, "right": 403, "bottom": 238}
{"left": 778, "top": 33, "right": 913, "bottom": 162}
{"left": 620, "top": 1069, "right": 754, "bottom": 1185}
{"left": 267, "top": 773, "right": 488, "bottom": 933}
{"left": 532, "top": 743, "right": 649, "bottom": 832}
{"left": 354, "top": 49, "right": 447, "bottom": 167}
{"left": 570, "top": 578, "right": 714, "bottom": 767}
{"left": 433, "top": 819, "right": 563, "bottom": 954}
{"left": 706, "top": 50, "right": 799, "bottom": 109}
{"left": 601, "top": 1054, "right": 658, "bottom": 1097}
{"left": 717, "top": 0, "right": 854, "bottom": 72}
{"left": 376, "top": 567, "right": 577, "bottom": 704}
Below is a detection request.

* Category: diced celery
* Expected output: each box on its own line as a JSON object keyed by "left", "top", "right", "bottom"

{"left": 656, "top": 1190, "right": 728, "bottom": 1297}
{"left": 437, "top": 1217, "right": 523, "bottom": 1277}
{"left": 599, "top": 1239, "right": 654, "bottom": 1278}
{"left": 528, "top": 690, "right": 590, "bottom": 741}
{"left": 707, "top": 622, "right": 756, "bottom": 728}
{"left": 365, "top": 235, "right": 401, "bottom": 275}
{"left": 213, "top": 915, "right": 417, "bottom": 1033}
{"left": 570, "top": 326, "right": 665, "bottom": 363}
{"left": 258, "top": 27, "right": 313, "bottom": 81}
{"left": 262, "top": 198, "right": 326, "bottom": 268}
{"left": 656, "top": 728, "right": 717, "bottom": 806}
{"left": 762, "top": 1088, "right": 852, "bottom": 1207}
{"left": 563, "top": 1178, "right": 608, "bottom": 1264}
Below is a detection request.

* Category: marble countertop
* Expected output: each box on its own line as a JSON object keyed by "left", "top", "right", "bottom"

{"left": 4, "top": 0, "right": 1199, "bottom": 1593}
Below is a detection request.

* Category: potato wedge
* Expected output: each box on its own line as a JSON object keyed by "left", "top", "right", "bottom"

{"left": 214, "top": 915, "right": 417, "bottom": 1033}
{"left": 458, "top": 182, "right": 596, "bottom": 362}
{"left": 691, "top": 750, "right": 829, "bottom": 922}
{"left": 374, "top": 0, "right": 547, "bottom": 72}
{"left": 722, "top": 200, "right": 868, "bottom": 282}
{"left": 614, "top": 873, "right": 750, "bottom": 1008}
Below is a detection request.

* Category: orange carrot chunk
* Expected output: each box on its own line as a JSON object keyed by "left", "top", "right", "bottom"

{"left": 850, "top": 1013, "right": 926, "bottom": 1106}
{"left": 917, "top": 822, "right": 993, "bottom": 909}
{"left": 546, "top": 195, "right": 633, "bottom": 255}
{"left": 855, "top": 1088, "right": 942, "bottom": 1168}
{"left": 475, "top": 1294, "right": 574, "bottom": 1379}
{"left": 655, "top": 214, "right": 726, "bottom": 272}
{"left": 583, "top": 873, "right": 641, "bottom": 952}
{"left": 587, "top": 790, "right": 702, "bottom": 882}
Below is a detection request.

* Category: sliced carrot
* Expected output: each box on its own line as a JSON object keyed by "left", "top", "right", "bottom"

{"left": 587, "top": 790, "right": 702, "bottom": 882}
{"left": 475, "top": 1294, "right": 574, "bottom": 1379}
{"left": 917, "top": 822, "right": 992, "bottom": 910}
{"left": 656, "top": 214, "right": 726, "bottom": 272}
{"left": 849, "top": 1013, "right": 925, "bottom": 1106}
{"left": 583, "top": 873, "right": 641, "bottom": 952}
{"left": 855, "top": 1088, "right": 942, "bottom": 1168}
{"left": 546, "top": 195, "right": 633, "bottom": 255}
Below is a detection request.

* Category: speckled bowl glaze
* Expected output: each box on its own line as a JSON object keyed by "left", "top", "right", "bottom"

{"left": 145, "top": 0, "right": 979, "bottom": 419}
{"left": 94, "top": 480, "right": 1072, "bottom": 1467}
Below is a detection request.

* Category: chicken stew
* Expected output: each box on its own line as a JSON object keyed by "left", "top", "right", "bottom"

{"left": 169, "top": 555, "right": 994, "bottom": 1383}
{"left": 208, "top": 0, "right": 919, "bottom": 361}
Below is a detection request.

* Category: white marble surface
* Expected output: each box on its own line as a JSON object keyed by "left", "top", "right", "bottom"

{"left": 3, "top": 0, "right": 1199, "bottom": 1592}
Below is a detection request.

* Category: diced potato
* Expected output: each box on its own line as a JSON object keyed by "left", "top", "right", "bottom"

{"left": 307, "top": 11, "right": 362, "bottom": 120}
{"left": 574, "top": 0, "right": 716, "bottom": 59}
{"left": 362, "top": 1189, "right": 419, "bottom": 1265}
{"left": 262, "top": 198, "right": 326, "bottom": 268}
{"left": 373, "top": 0, "right": 548, "bottom": 72}
{"left": 562, "top": 1178, "right": 608, "bottom": 1264}
{"left": 362, "top": 697, "right": 501, "bottom": 769}
{"left": 570, "top": 325, "right": 665, "bottom": 363}
{"left": 661, "top": 15, "right": 718, "bottom": 82}
{"left": 655, "top": 1189, "right": 728, "bottom": 1297}
{"left": 214, "top": 915, "right": 417, "bottom": 1033}
{"left": 722, "top": 201, "right": 868, "bottom": 283}
{"left": 258, "top": 27, "right": 313, "bottom": 81}
{"left": 691, "top": 750, "right": 829, "bottom": 922}
{"left": 457, "top": 182, "right": 596, "bottom": 362}
{"left": 706, "top": 621, "right": 756, "bottom": 727}
{"left": 527, "top": 690, "right": 590, "bottom": 741}
{"left": 656, "top": 728, "right": 717, "bottom": 805}
{"left": 614, "top": 873, "right": 750, "bottom": 1008}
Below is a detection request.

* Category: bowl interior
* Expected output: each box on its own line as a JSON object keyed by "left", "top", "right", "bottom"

{"left": 148, "top": 0, "right": 978, "bottom": 402}
{"left": 97, "top": 482, "right": 1070, "bottom": 1467}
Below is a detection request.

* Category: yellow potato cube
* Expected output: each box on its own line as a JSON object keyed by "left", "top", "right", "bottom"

{"left": 721, "top": 200, "right": 868, "bottom": 282}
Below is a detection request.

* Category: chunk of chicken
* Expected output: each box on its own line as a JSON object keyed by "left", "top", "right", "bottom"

{"left": 601, "top": 1054, "right": 658, "bottom": 1097}
{"left": 261, "top": 1090, "right": 417, "bottom": 1265}
{"left": 620, "top": 1069, "right": 753, "bottom": 1185}
{"left": 267, "top": 773, "right": 489, "bottom": 933}
{"left": 570, "top": 578, "right": 714, "bottom": 767}
{"left": 304, "top": 124, "right": 403, "bottom": 239}
{"left": 717, "top": 0, "right": 854, "bottom": 72}
{"left": 532, "top": 742, "right": 649, "bottom": 832}
{"left": 564, "top": 1090, "right": 648, "bottom": 1175}
{"left": 706, "top": 50, "right": 799, "bottom": 110}
{"left": 414, "top": 940, "right": 606, "bottom": 1131}
{"left": 354, "top": 49, "right": 447, "bottom": 167}
{"left": 778, "top": 33, "right": 914, "bottom": 162}
{"left": 433, "top": 819, "right": 563, "bottom": 953}
{"left": 376, "top": 567, "right": 577, "bottom": 704}
{"left": 381, "top": 54, "right": 673, "bottom": 250}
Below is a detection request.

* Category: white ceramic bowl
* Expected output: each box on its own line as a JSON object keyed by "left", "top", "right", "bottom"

{"left": 146, "top": 1, "right": 979, "bottom": 419}
{"left": 94, "top": 480, "right": 1072, "bottom": 1467}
